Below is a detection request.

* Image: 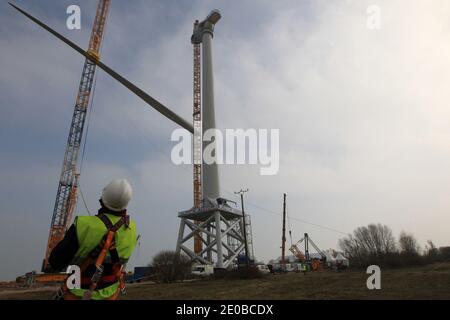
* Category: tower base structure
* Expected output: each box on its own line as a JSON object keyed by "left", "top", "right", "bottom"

{"left": 176, "top": 198, "right": 251, "bottom": 269}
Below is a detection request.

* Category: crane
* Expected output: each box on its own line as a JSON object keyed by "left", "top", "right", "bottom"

{"left": 10, "top": 2, "right": 200, "bottom": 267}
{"left": 192, "top": 27, "right": 203, "bottom": 255}
{"left": 289, "top": 237, "right": 306, "bottom": 262}
{"left": 289, "top": 233, "right": 327, "bottom": 271}
{"left": 41, "top": 0, "right": 111, "bottom": 272}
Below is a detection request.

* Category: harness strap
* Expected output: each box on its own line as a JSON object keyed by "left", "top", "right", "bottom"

{"left": 79, "top": 214, "right": 127, "bottom": 271}
{"left": 82, "top": 215, "right": 129, "bottom": 300}
{"left": 98, "top": 213, "right": 130, "bottom": 232}
{"left": 97, "top": 213, "right": 114, "bottom": 230}
{"left": 58, "top": 214, "right": 130, "bottom": 300}
{"left": 97, "top": 214, "right": 125, "bottom": 264}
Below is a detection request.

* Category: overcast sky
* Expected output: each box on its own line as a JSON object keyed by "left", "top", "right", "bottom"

{"left": 1, "top": 0, "right": 450, "bottom": 280}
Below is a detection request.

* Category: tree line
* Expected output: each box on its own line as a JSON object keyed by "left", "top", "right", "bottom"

{"left": 338, "top": 223, "right": 450, "bottom": 268}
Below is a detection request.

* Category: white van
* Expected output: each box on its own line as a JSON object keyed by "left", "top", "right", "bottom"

{"left": 192, "top": 264, "right": 214, "bottom": 277}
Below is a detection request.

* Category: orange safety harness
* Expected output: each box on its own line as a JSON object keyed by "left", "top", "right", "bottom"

{"left": 54, "top": 214, "right": 129, "bottom": 300}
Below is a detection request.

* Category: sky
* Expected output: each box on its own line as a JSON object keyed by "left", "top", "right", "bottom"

{"left": 1, "top": 0, "right": 450, "bottom": 280}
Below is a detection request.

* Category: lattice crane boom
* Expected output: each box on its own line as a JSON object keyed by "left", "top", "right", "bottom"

{"left": 192, "top": 20, "right": 203, "bottom": 254}
{"left": 41, "top": 0, "right": 111, "bottom": 272}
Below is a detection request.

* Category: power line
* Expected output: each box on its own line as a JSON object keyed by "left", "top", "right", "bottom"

{"left": 116, "top": 111, "right": 351, "bottom": 237}
{"left": 286, "top": 199, "right": 293, "bottom": 245}
{"left": 222, "top": 190, "right": 350, "bottom": 236}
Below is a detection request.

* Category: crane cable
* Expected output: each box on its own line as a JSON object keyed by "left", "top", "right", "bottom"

{"left": 115, "top": 115, "right": 350, "bottom": 237}
{"left": 286, "top": 201, "right": 293, "bottom": 246}
{"left": 76, "top": 23, "right": 108, "bottom": 217}
{"left": 112, "top": 86, "right": 351, "bottom": 237}
{"left": 78, "top": 184, "right": 92, "bottom": 216}
{"left": 76, "top": 71, "right": 98, "bottom": 217}
{"left": 79, "top": 72, "right": 97, "bottom": 175}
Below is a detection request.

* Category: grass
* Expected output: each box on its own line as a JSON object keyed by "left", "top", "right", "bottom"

{"left": 1, "top": 262, "right": 449, "bottom": 300}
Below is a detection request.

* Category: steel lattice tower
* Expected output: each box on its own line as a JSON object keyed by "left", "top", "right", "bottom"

{"left": 193, "top": 26, "right": 203, "bottom": 254}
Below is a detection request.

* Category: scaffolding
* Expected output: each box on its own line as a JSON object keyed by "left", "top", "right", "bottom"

{"left": 176, "top": 198, "right": 251, "bottom": 269}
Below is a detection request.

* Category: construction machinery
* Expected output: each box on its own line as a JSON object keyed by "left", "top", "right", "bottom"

{"left": 289, "top": 233, "right": 327, "bottom": 271}
{"left": 16, "top": 272, "right": 68, "bottom": 288}
{"left": 281, "top": 193, "right": 287, "bottom": 270}
{"left": 192, "top": 28, "right": 203, "bottom": 255}
{"left": 41, "top": 0, "right": 111, "bottom": 272}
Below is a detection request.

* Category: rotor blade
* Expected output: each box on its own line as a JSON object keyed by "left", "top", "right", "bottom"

{"left": 9, "top": 2, "right": 194, "bottom": 134}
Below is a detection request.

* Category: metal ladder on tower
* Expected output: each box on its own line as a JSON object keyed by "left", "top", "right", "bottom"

{"left": 41, "top": 0, "right": 111, "bottom": 272}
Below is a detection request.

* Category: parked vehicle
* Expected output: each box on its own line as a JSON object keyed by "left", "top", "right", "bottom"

{"left": 126, "top": 266, "right": 154, "bottom": 283}
{"left": 285, "top": 263, "right": 296, "bottom": 272}
{"left": 256, "top": 264, "right": 270, "bottom": 274}
{"left": 294, "top": 263, "right": 308, "bottom": 272}
{"left": 192, "top": 264, "right": 214, "bottom": 277}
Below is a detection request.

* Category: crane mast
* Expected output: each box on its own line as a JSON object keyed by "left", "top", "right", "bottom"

{"left": 193, "top": 26, "right": 203, "bottom": 254}
{"left": 42, "top": 0, "right": 111, "bottom": 272}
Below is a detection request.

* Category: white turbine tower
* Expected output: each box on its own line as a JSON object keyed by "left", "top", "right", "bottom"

{"left": 176, "top": 10, "right": 251, "bottom": 269}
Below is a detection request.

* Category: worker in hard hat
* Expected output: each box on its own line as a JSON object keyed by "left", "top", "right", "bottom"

{"left": 49, "top": 179, "right": 137, "bottom": 300}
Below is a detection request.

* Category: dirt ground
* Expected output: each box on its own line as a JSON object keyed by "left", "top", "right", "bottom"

{"left": 1, "top": 263, "right": 449, "bottom": 300}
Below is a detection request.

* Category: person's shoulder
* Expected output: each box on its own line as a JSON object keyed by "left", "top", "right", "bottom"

{"left": 75, "top": 215, "right": 99, "bottom": 224}
{"left": 77, "top": 215, "right": 98, "bottom": 220}
{"left": 125, "top": 216, "right": 137, "bottom": 229}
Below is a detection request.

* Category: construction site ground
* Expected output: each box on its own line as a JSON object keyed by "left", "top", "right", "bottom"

{"left": 1, "top": 262, "right": 449, "bottom": 300}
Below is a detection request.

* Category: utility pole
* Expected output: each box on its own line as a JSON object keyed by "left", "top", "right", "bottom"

{"left": 235, "top": 188, "right": 250, "bottom": 268}
{"left": 304, "top": 233, "right": 310, "bottom": 262}
{"left": 281, "top": 193, "right": 287, "bottom": 271}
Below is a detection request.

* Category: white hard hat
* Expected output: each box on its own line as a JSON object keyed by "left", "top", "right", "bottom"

{"left": 101, "top": 179, "right": 133, "bottom": 211}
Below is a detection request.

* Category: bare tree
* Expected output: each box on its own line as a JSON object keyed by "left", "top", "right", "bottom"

{"left": 339, "top": 223, "right": 397, "bottom": 267}
{"left": 425, "top": 240, "right": 439, "bottom": 257}
{"left": 378, "top": 224, "right": 397, "bottom": 254}
{"left": 342, "top": 227, "right": 447, "bottom": 268}
{"left": 343, "top": 224, "right": 396, "bottom": 255}
{"left": 151, "top": 250, "right": 191, "bottom": 283}
{"left": 399, "top": 232, "right": 420, "bottom": 255}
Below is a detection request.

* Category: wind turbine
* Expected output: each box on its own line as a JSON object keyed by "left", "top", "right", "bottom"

{"left": 10, "top": 3, "right": 252, "bottom": 269}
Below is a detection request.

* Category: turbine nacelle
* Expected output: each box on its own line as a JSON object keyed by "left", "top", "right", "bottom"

{"left": 191, "top": 9, "right": 222, "bottom": 44}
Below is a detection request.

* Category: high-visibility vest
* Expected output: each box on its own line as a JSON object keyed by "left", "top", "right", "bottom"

{"left": 68, "top": 213, "right": 137, "bottom": 300}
